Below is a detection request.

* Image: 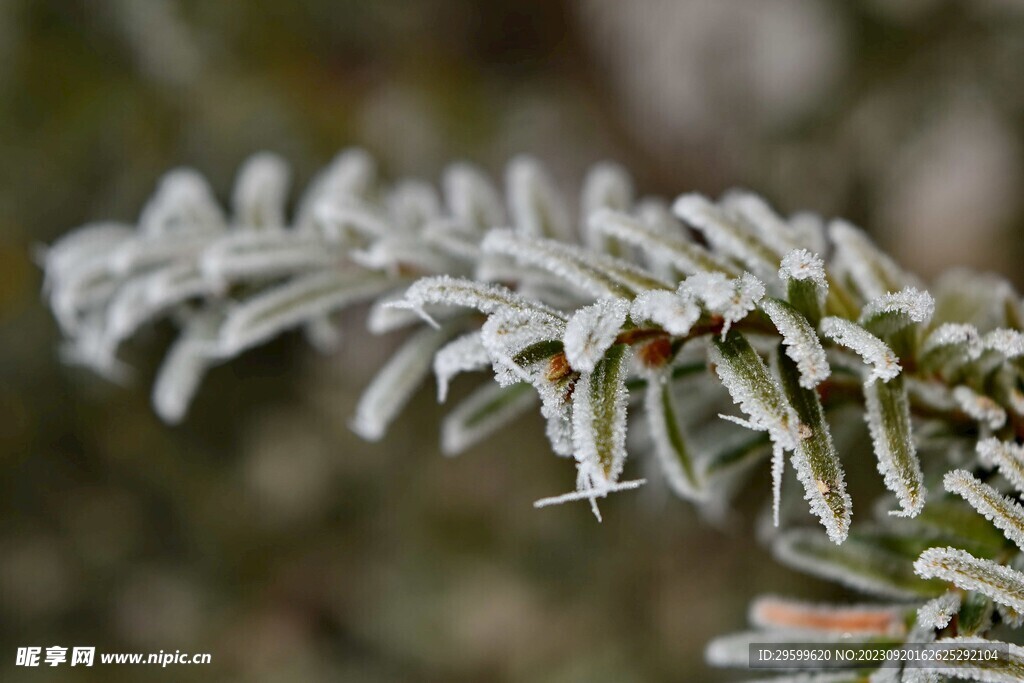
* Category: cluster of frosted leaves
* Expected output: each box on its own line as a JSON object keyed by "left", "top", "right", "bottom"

{"left": 44, "top": 150, "right": 1024, "bottom": 679}
{"left": 711, "top": 440, "right": 1024, "bottom": 681}
{"left": 41, "top": 150, "right": 1024, "bottom": 535}
{"left": 712, "top": 471, "right": 1024, "bottom": 683}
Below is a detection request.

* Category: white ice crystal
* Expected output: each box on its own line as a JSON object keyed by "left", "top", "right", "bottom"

{"left": 563, "top": 298, "right": 630, "bottom": 373}
{"left": 710, "top": 333, "right": 800, "bottom": 524}
{"left": 778, "top": 248, "right": 827, "bottom": 288}
{"left": 480, "top": 308, "right": 567, "bottom": 387}
{"left": 952, "top": 386, "right": 1007, "bottom": 430}
{"left": 571, "top": 344, "right": 631, "bottom": 481}
{"left": 545, "top": 409, "right": 575, "bottom": 458}
{"left": 394, "top": 275, "right": 566, "bottom": 325}
{"left": 916, "top": 592, "right": 962, "bottom": 630}
{"left": 864, "top": 377, "right": 924, "bottom": 517}
{"left": 673, "top": 193, "right": 779, "bottom": 280}
{"left": 977, "top": 438, "right": 1024, "bottom": 493}
{"left": 587, "top": 208, "right": 731, "bottom": 276}
{"left": 710, "top": 342, "right": 798, "bottom": 453}
{"left": 983, "top": 328, "right": 1024, "bottom": 358}
{"left": 533, "top": 478, "right": 646, "bottom": 522}
{"left": 761, "top": 298, "right": 830, "bottom": 389}
{"left": 944, "top": 469, "right": 1024, "bottom": 552}
{"left": 819, "top": 317, "right": 901, "bottom": 383}
{"left": 481, "top": 228, "right": 672, "bottom": 298}
{"left": 629, "top": 288, "right": 701, "bottom": 336}
{"left": 859, "top": 287, "right": 935, "bottom": 327}
{"left": 921, "top": 323, "right": 984, "bottom": 360}
{"left": 914, "top": 547, "right": 1024, "bottom": 614}
{"left": 433, "top": 332, "right": 491, "bottom": 402}
{"left": 684, "top": 271, "right": 765, "bottom": 337}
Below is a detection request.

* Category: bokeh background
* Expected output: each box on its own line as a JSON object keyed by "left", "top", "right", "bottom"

{"left": 3, "top": 1, "right": 1024, "bottom": 680}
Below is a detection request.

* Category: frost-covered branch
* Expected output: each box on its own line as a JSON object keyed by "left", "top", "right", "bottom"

{"left": 41, "top": 149, "right": 1024, "bottom": 681}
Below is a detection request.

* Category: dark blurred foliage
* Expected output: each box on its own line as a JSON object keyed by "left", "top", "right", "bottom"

{"left": 2, "top": 1, "right": 1024, "bottom": 680}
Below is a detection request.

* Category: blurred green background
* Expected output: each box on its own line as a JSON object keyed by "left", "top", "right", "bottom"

{"left": 3, "top": 1, "right": 1024, "bottom": 680}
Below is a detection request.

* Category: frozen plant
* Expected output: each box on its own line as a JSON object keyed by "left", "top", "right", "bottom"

{"left": 41, "top": 150, "right": 1024, "bottom": 680}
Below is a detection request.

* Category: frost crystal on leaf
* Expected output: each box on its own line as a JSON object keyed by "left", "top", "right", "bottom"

{"left": 711, "top": 332, "right": 799, "bottom": 525}
{"left": 433, "top": 332, "right": 491, "bottom": 402}
{"left": 819, "top": 317, "right": 901, "bottom": 383}
{"left": 916, "top": 592, "right": 962, "bottom": 630}
{"left": 629, "top": 288, "right": 700, "bottom": 336}
{"left": 776, "top": 350, "right": 850, "bottom": 543}
{"left": 779, "top": 249, "right": 826, "bottom": 288}
{"left": 983, "top": 328, "right": 1024, "bottom": 359}
{"left": 859, "top": 287, "right": 935, "bottom": 332}
{"left": 480, "top": 308, "right": 567, "bottom": 391}
{"left": 914, "top": 547, "right": 1024, "bottom": 614}
{"left": 684, "top": 271, "right": 765, "bottom": 337}
{"left": 864, "top": 376, "right": 924, "bottom": 517}
{"left": 571, "top": 343, "right": 632, "bottom": 487}
{"left": 944, "top": 469, "right": 1024, "bottom": 552}
{"left": 952, "top": 386, "right": 1007, "bottom": 430}
{"left": 533, "top": 479, "right": 646, "bottom": 521}
{"left": 673, "top": 193, "right": 779, "bottom": 280}
{"left": 761, "top": 298, "right": 830, "bottom": 389}
{"left": 587, "top": 208, "right": 732, "bottom": 276}
{"left": 395, "top": 275, "right": 566, "bottom": 323}
{"left": 922, "top": 323, "right": 984, "bottom": 360}
{"left": 977, "top": 438, "right": 1024, "bottom": 493}
{"left": 563, "top": 298, "right": 630, "bottom": 373}
{"left": 710, "top": 333, "right": 798, "bottom": 451}
{"left": 926, "top": 637, "right": 1024, "bottom": 683}
{"left": 482, "top": 229, "right": 672, "bottom": 298}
